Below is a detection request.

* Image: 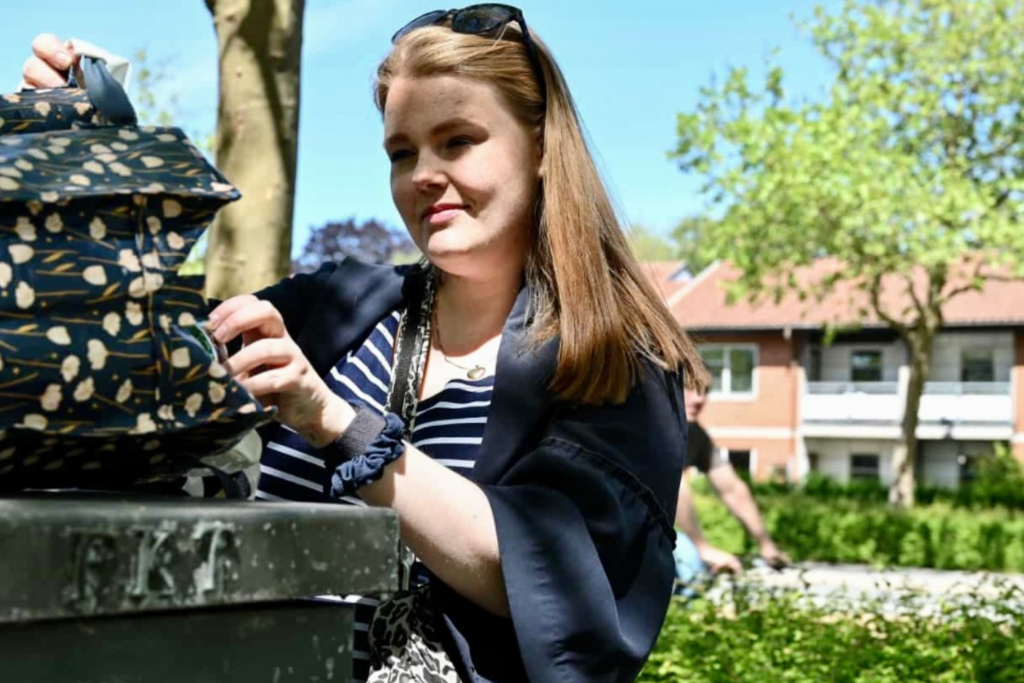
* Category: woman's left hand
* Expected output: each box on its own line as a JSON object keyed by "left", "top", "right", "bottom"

{"left": 208, "top": 294, "right": 354, "bottom": 447}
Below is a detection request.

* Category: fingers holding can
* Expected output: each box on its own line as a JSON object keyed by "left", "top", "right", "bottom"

{"left": 180, "top": 320, "right": 229, "bottom": 364}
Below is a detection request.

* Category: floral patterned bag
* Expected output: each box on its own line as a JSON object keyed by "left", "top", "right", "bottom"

{"left": 0, "top": 59, "right": 272, "bottom": 493}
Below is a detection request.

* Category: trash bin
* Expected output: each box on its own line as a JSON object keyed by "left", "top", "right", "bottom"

{"left": 0, "top": 494, "right": 400, "bottom": 682}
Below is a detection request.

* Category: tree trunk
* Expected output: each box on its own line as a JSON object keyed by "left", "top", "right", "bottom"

{"left": 889, "top": 330, "right": 934, "bottom": 508}
{"left": 203, "top": 0, "right": 305, "bottom": 299}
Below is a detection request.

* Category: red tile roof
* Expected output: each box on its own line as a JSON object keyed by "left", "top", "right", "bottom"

{"left": 641, "top": 260, "right": 691, "bottom": 302}
{"left": 669, "top": 259, "right": 1024, "bottom": 330}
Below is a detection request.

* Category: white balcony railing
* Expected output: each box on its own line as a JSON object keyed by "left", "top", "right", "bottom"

{"left": 806, "top": 381, "right": 899, "bottom": 395}
{"left": 802, "top": 381, "right": 1013, "bottom": 427}
{"left": 923, "top": 381, "right": 1011, "bottom": 396}
{"left": 919, "top": 382, "right": 1012, "bottom": 425}
{"left": 802, "top": 382, "right": 902, "bottom": 423}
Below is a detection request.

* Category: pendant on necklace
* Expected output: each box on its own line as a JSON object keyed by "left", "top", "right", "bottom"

{"left": 467, "top": 365, "right": 486, "bottom": 380}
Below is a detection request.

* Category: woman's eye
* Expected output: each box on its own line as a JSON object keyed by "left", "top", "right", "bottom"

{"left": 388, "top": 149, "right": 413, "bottom": 163}
{"left": 447, "top": 136, "right": 472, "bottom": 149}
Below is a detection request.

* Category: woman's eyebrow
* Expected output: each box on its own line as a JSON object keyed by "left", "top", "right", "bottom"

{"left": 384, "top": 118, "right": 481, "bottom": 149}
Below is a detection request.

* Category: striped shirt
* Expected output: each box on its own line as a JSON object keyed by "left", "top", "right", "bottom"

{"left": 256, "top": 309, "right": 494, "bottom": 682}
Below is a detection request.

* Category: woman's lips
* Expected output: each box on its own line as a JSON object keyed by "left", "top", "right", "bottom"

{"left": 423, "top": 205, "right": 464, "bottom": 226}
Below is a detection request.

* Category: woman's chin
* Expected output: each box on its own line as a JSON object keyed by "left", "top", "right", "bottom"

{"left": 423, "top": 230, "right": 527, "bottom": 274}
{"left": 424, "top": 237, "right": 477, "bottom": 265}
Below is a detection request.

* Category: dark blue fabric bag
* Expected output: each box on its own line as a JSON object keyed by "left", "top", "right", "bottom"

{"left": 0, "top": 60, "right": 272, "bottom": 492}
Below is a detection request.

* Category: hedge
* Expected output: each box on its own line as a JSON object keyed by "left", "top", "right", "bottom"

{"left": 694, "top": 491, "right": 1024, "bottom": 572}
{"left": 749, "top": 448, "right": 1024, "bottom": 511}
{"left": 640, "top": 582, "right": 1024, "bottom": 682}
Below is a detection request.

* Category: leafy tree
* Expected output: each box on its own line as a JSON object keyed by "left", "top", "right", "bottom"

{"left": 670, "top": 215, "right": 717, "bottom": 274}
{"left": 203, "top": 0, "right": 305, "bottom": 298}
{"left": 628, "top": 224, "right": 676, "bottom": 262}
{"left": 132, "top": 48, "right": 177, "bottom": 128}
{"left": 672, "top": 0, "right": 1024, "bottom": 507}
{"left": 292, "top": 217, "right": 417, "bottom": 274}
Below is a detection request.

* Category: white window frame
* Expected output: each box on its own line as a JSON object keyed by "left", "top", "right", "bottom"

{"left": 850, "top": 348, "right": 884, "bottom": 383}
{"left": 960, "top": 348, "right": 995, "bottom": 383}
{"left": 849, "top": 453, "right": 881, "bottom": 482}
{"left": 700, "top": 343, "right": 758, "bottom": 399}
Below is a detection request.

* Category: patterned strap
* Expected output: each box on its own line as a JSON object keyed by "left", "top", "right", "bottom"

{"left": 387, "top": 267, "right": 436, "bottom": 437}
{"left": 385, "top": 266, "right": 436, "bottom": 589}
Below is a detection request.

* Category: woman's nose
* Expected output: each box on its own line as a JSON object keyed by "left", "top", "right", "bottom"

{"left": 411, "top": 153, "right": 446, "bottom": 191}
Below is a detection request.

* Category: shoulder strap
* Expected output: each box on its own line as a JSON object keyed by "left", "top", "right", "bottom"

{"left": 384, "top": 266, "right": 434, "bottom": 590}
{"left": 387, "top": 267, "right": 435, "bottom": 440}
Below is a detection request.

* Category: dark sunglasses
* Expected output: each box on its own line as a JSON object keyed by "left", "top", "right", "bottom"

{"left": 392, "top": 4, "right": 547, "bottom": 104}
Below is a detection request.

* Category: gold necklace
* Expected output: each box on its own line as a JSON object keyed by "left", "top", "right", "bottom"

{"left": 433, "top": 309, "right": 487, "bottom": 380}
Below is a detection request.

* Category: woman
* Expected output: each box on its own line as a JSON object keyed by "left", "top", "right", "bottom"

{"left": 22, "top": 6, "right": 707, "bottom": 682}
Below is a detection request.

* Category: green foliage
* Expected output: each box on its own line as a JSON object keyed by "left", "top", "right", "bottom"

{"left": 179, "top": 234, "right": 207, "bottom": 276}
{"left": 670, "top": 215, "right": 718, "bottom": 273}
{"left": 628, "top": 224, "right": 677, "bottom": 262}
{"left": 641, "top": 580, "right": 1024, "bottom": 682}
{"left": 693, "top": 484, "right": 1024, "bottom": 571}
{"left": 968, "top": 442, "right": 1024, "bottom": 509}
{"left": 730, "top": 446, "right": 1024, "bottom": 511}
{"left": 672, "top": 0, "right": 1024, "bottom": 306}
{"left": 672, "top": 0, "right": 1024, "bottom": 505}
{"left": 132, "top": 48, "right": 178, "bottom": 128}
{"left": 390, "top": 246, "right": 424, "bottom": 266}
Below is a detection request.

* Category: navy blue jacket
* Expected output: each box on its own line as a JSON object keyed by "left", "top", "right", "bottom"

{"left": 255, "top": 258, "right": 687, "bottom": 683}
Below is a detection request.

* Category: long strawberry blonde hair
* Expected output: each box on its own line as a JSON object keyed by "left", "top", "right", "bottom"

{"left": 375, "top": 24, "right": 708, "bottom": 404}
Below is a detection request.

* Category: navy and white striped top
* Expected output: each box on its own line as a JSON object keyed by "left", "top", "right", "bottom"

{"left": 256, "top": 309, "right": 494, "bottom": 682}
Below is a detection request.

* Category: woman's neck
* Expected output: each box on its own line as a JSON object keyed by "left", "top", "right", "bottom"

{"left": 433, "top": 268, "right": 521, "bottom": 353}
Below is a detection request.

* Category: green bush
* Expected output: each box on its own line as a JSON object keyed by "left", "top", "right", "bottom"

{"left": 694, "top": 491, "right": 1024, "bottom": 572}
{"left": 746, "top": 445, "right": 1024, "bottom": 511}
{"left": 640, "top": 581, "right": 1024, "bottom": 682}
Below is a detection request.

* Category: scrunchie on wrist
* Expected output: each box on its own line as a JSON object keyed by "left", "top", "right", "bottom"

{"left": 321, "top": 403, "right": 407, "bottom": 498}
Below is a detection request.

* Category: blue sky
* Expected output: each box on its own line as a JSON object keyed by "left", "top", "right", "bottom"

{"left": 2, "top": 0, "right": 840, "bottom": 255}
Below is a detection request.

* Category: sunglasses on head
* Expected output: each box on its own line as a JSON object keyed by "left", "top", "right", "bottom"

{"left": 392, "top": 3, "right": 547, "bottom": 104}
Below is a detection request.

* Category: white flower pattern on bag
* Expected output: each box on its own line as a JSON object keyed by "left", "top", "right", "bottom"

{"left": 0, "top": 89, "right": 272, "bottom": 488}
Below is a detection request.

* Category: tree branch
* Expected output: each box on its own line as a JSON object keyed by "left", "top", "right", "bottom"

{"left": 939, "top": 258, "right": 999, "bottom": 301}
{"left": 993, "top": 187, "right": 1013, "bottom": 209}
{"left": 868, "top": 272, "right": 909, "bottom": 336}
{"left": 900, "top": 270, "right": 928, "bottom": 324}
{"left": 926, "top": 266, "right": 946, "bottom": 330}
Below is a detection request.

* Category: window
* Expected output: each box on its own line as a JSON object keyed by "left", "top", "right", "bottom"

{"left": 807, "top": 346, "right": 823, "bottom": 382}
{"left": 700, "top": 345, "right": 757, "bottom": 395}
{"left": 850, "top": 453, "right": 880, "bottom": 481}
{"left": 808, "top": 452, "right": 820, "bottom": 472}
{"left": 727, "top": 449, "right": 751, "bottom": 475}
{"left": 850, "top": 350, "right": 883, "bottom": 382}
{"left": 957, "top": 452, "right": 978, "bottom": 484}
{"left": 961, "top": 349, "right": 994, "bottom": 382}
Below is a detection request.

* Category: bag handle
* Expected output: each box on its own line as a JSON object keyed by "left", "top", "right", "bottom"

{"left": 69, "top": 55, "right": 138, "bottom": 127}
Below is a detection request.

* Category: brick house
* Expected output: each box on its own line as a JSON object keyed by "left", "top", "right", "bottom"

{"left": 648, "top": 260, "right": 1024, "bottom": 488}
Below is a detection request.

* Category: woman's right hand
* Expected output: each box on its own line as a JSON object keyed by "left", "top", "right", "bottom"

{"left": 20, "top": 34, "right": 76, "bottom": 90}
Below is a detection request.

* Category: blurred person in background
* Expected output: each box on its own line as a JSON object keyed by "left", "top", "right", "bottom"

{"left": 674, "top": 388, "right": 791, "bottom": 595}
